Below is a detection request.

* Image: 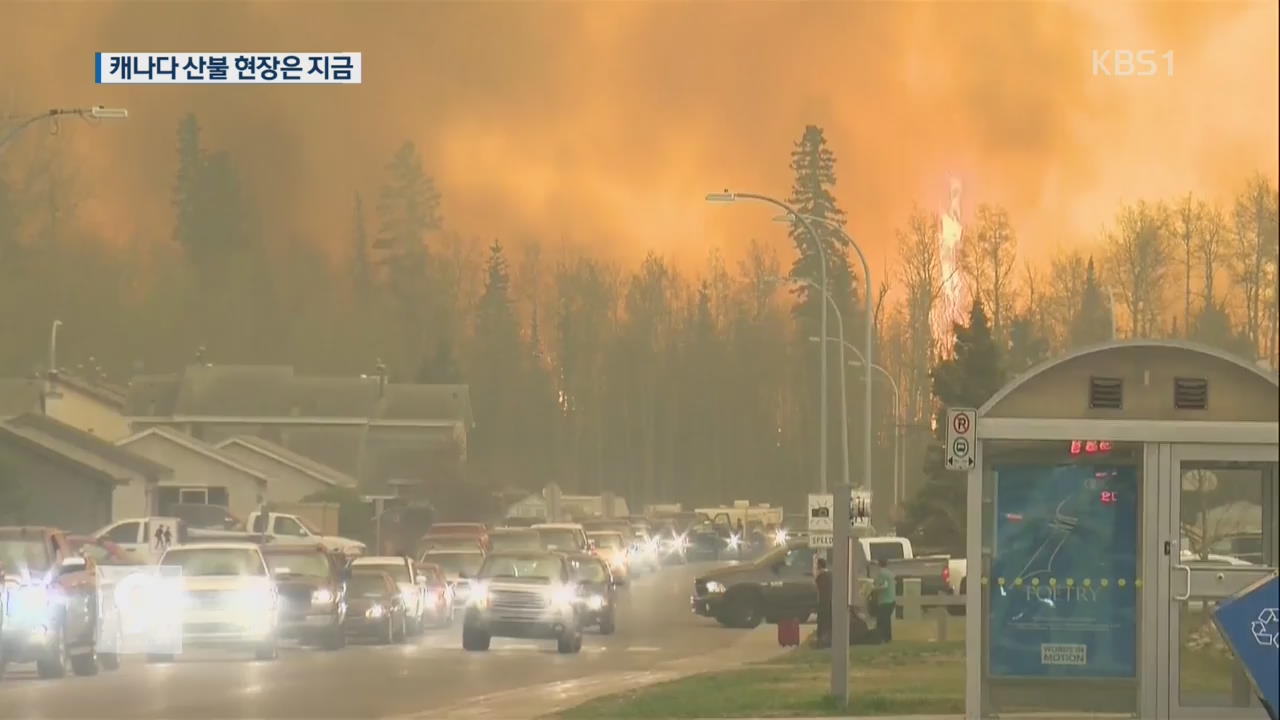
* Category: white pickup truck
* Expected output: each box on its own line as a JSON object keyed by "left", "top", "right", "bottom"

{"left": 94, "top": 512, "right": 365, "bottom": 563}
{"left": 245, "top": 511, "right": 365, "bottom": 556}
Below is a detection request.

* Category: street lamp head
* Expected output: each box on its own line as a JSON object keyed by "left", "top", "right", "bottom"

{"left": 89, "top": 106, "right": 128, "bottom": 120}
{"left": 704, "top": 191, "right": 737, "bottom": 204}
{"left": 807, "top": 336, "right": 820, "bottom": 343}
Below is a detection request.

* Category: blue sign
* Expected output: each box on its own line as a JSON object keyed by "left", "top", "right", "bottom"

{"left": 988, "top": 464, "right": 1138, "bottom": 678}
{"left": 1213, "top": 574, "right": 1279, "bottom": 719}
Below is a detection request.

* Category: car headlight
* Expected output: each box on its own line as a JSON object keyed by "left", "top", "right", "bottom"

{"left": 312, "top": 588, "right": 335, "bottom": 605}
{"left": 469, "top": 581, "right": 489, "bottom": 609}
{"left": 774, "top": 529, "right": 789, "bottom": 545}
{"left": 549, "top": 583, "right": 578, "bottom": 609}
{"left": 726, "top": 534, "right": 742, "bottom": 549}
{"left": 366, "top": 604, "right": 385, "bottom": 619}
{"left": 586, "top": 594, "right": 605, "bottom": 610}
{"left": 236, "top": 585, "right": 275, "bottom": 612}
{"left": 8, "top": 584, "right": 53, "bottom": 623}
{"left": 705, "top": 580, "right": 727, "bottom": 594}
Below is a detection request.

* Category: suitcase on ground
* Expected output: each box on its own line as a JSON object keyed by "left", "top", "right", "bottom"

{"left": 777, "top": 617, "right": 801, "bottom": 646}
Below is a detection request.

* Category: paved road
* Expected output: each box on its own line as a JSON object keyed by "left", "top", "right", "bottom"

{"left": 0, "top": 562, "right": 755, "bottom": 719}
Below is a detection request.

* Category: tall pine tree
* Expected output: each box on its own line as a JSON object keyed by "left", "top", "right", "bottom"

{"left": 903, "top": 300, "right": 1004, "bottom": 550}
{"left": 1069, "top": 257, "right": 1113, "bottom": 348}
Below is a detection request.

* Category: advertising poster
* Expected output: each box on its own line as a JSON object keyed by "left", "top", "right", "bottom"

{"left": 988, "top": 464, "right": 1138, "bottom": 678}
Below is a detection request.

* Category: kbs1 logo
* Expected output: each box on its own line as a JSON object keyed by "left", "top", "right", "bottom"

{"left": 1092, "top": 49, "right": 1174, "bottom": 77}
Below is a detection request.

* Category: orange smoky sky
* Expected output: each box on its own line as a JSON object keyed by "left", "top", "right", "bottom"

{"left": 1, "top": 1, "right": 1277, "bottom": 279}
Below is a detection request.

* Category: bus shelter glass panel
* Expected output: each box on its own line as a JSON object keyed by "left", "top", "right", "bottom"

{"left": 980, "top": 440, "right": 1143, "bottom": 716}
{"left": 1170, "top": 455, "right": 1277, "bottom": 717}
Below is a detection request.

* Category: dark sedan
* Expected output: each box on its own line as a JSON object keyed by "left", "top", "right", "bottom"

{"left": 343, "top": 570, "right": 406, "bottom": 644}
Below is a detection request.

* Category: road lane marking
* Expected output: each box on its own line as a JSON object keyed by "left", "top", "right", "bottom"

{"left": 627, "top": 646, "right": 661, "bottom": 652}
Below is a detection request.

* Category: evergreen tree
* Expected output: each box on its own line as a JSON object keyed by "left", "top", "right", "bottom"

{"left": 1069, "top": 257, "right": 1112, "bottom": 348}
{"left": 1191, "top": 300, "right": 1254, "bottom": 359}
{"left": 417, "top": 337, "right": 461, "bottom": 383}
{"left": 1006, "top": 313, "right": 1050, "bottom": 375}
{"left": 903, "top": 300, "right": 1004, "bottom": 551}
{"left": 469, "top": 239, "right": 526, "bottom": 486}
{"left": 374, "top": 141, "right": 442, "bottom": 366}
{"left": 172, "top": 113, "right": 203, "bottom": 254}
{"left": 350, "top": 192, "right": 372, "bottom": 301}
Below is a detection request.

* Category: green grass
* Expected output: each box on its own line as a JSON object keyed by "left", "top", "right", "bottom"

{"left": 556, "top": 639, "right": 965, "bottom": 719}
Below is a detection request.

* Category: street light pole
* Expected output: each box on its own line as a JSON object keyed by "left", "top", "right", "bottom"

{"left": 810, "top": 336, "right": 902, "bottom": 512}
{"left": 795, "top": 283, "right": 850, "bottom": 492}
{"left": 793, "top": 213, "right": 873, "bottom": 496}
{"left": 0, "top": 106, "right": 129, "bottom": 155}
{"left": 706, "top": 191, "right": 830, "bottom": 493}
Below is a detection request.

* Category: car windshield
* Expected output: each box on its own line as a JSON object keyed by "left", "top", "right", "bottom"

{"left": 479, "top": 555, "right": 562, "bottom": 582}
{"left": 265, "top": 552, "right": 331, "bottom": 578}
{"left": 357, "top": 561, "right": 411, "bottom": 583}
{"left": 589, "top": 533, "right": 624, "bottom": 550}
{"left": 536, "top": 529, "right": 579, "bottom": 551}
{"left": 573, "top": 560, "right": 609, "bottom": 584}
{"left": 349, "top": 573, "right": 389, "bottom": 597}
{"left": 162, "top": 548, "right": 265, "bottom": 576}
{"left": 0, "top": 539, "right": 52, "bottom": 573}
{"left": 425, "top": 553, "right": 484, "bottom": 577}
{"left": 491, "top": 532, "right": 541, "bottom": 552}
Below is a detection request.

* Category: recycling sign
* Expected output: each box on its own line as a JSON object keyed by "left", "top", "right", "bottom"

{"left": 1213, "top": 573, "right": 1278, "bottom": 717}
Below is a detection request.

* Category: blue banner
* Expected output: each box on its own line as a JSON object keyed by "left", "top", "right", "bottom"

{"left": 988, "top": 464, "right": 1138, "bottom": 678}
{"left": 1213, "top": 574, "right": 1279, "bottom": 719}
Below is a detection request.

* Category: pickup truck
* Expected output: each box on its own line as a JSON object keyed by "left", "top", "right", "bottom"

{"left": 859, "top": 536, "right": 954, "bottom": 597}
{"left": 247, "top": 512, "right": 366, "bottom": 556}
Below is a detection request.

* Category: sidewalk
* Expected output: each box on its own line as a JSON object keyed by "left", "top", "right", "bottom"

{"left": 393, "top": 626, "right": 782, "bottom": 720}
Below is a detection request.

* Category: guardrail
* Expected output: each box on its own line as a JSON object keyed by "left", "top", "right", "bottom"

{"left": 898, "top": 578, "right": 966, "bottom": 642}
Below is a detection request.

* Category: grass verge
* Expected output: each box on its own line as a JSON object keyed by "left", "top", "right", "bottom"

{"left": 556, "top": 639, "right": 964, "bottom": 718}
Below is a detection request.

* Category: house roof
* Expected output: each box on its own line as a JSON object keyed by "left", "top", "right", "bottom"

{"left": 125, "top": 364, "right": 472, "bottom": 426}
{"left": 215, "top": 435, "right": 357, "bottom": 488}
{"left": 116, "top": 426, "right": 270, "bottom": 485}
{"left": 0, "top": 413, "right": 171, "bottom": 485}
{"left": 50, "top": 373, "right": 128, "bottom": 410}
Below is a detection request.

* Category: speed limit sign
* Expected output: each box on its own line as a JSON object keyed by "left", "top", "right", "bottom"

{"left": 945, "top": 407, "right": 976, "bottom": 471}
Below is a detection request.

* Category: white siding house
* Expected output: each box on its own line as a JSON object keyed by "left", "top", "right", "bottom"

{"left": 216, "top": 435, "right": 357, "bottom": 503}
{"left": 117, "top": 427, "right": 268, "bottom": 521}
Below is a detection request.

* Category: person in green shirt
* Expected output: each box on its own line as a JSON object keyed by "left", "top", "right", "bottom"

{"left": 872, "top": 557, "right": 896, "bottom": 643}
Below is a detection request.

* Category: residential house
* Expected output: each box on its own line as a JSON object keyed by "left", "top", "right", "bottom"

{"left": 125, "top": 365, "right": 472, "bottom": 498}
{"left": 216, "top": 435, "right": 357, "bottom": 502}
{"left": 117, "top": 427, "right": 268, "bottom": 521}
{"left": 0, "top": 372, "right": 131, "bottom": 441}
{"left": 0, "top": 413, "right": 171, "bottom": 532}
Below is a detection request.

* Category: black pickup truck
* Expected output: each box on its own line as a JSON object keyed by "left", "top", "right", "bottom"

{"left": 691, "top": 540, "right": 824, "bottom": 628}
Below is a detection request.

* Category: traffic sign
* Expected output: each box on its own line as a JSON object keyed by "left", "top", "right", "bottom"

{"left": 808, "top": 494, "right": 834, "bottom": 533}
{"left": 810, "top": 532, "right": 834, "bottom": 548}
{"left": 945, "top": 407, "right": 977, "bottom": 471}
{"left": 852, "top": 490, "right": 872, "bottom": 527}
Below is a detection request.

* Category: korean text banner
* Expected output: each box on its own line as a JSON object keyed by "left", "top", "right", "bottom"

{"left": 96, "top": 53, "right": 362, "bottom": 84}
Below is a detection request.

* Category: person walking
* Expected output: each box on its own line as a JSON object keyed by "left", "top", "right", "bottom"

{"left": 814, "top": 557, "right": 832, "bottom": 648}
{"left": 873, "top": 557, "right": 896, "bottom": 643}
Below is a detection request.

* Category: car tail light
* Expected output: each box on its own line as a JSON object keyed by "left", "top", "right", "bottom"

{"left": 942, "top": 566, "right": 951, "bottom": 584}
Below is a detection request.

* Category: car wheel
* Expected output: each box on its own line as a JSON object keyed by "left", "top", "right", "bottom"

{"left": 71, "top": 649, "right": 99, "bottom": 677}
{"left": 599, "top": 612, "right": 616, "bottom": 635}
{"left": 724, "top": 591, "right": 763, "bottom": 629}
{"left": 36, "top": 626, "right": 69, "bottom": 679}
{"left": 462, "top": 625, "right": 490, "bottom": 651}
{"left": 557, "top": 631, "right": 578, "bottom": 654}
{"left": 254, "top": 636, "right": 278, "bottom": 661}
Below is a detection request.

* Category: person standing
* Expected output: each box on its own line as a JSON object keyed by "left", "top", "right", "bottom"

{"left": 873, "top": 557, "right": 896, "bottom": 643}
{"left": 814, "top": 557, "right": 832, "bottom": 648}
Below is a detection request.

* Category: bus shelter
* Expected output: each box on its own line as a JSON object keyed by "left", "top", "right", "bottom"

{"left": 964, "top": 340, "right": 1278, "bottom": 719}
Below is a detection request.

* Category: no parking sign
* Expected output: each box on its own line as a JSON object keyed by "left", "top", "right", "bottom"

{"left": 945, "top": 408, "right": 976, "bottom": 471}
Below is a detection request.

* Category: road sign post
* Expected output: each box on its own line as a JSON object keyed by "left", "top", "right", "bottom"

{"left": 831, "top": 482, "right": 852, "bottom": 709}
{"left": 809, "top": 493, "right": 834, "bottom": 548}
{"left": 945, "top": 407, "right": 977, "bottom": 471}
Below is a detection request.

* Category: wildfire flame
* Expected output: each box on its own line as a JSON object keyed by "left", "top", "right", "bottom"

{"left": 934, "top": 177, "right": 966, "bottom": 342}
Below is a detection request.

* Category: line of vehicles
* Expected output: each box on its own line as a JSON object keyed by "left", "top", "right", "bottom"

{"left": 0, "top": 509, "right": 704, "bottom": 678}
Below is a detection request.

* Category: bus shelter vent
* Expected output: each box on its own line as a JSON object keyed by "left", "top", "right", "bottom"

{"left": 1089, "top": 376, "right": 1124, "bottom": 409}
{"left": 1173, "top": 377, "right": 1209, "bottom": 410}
